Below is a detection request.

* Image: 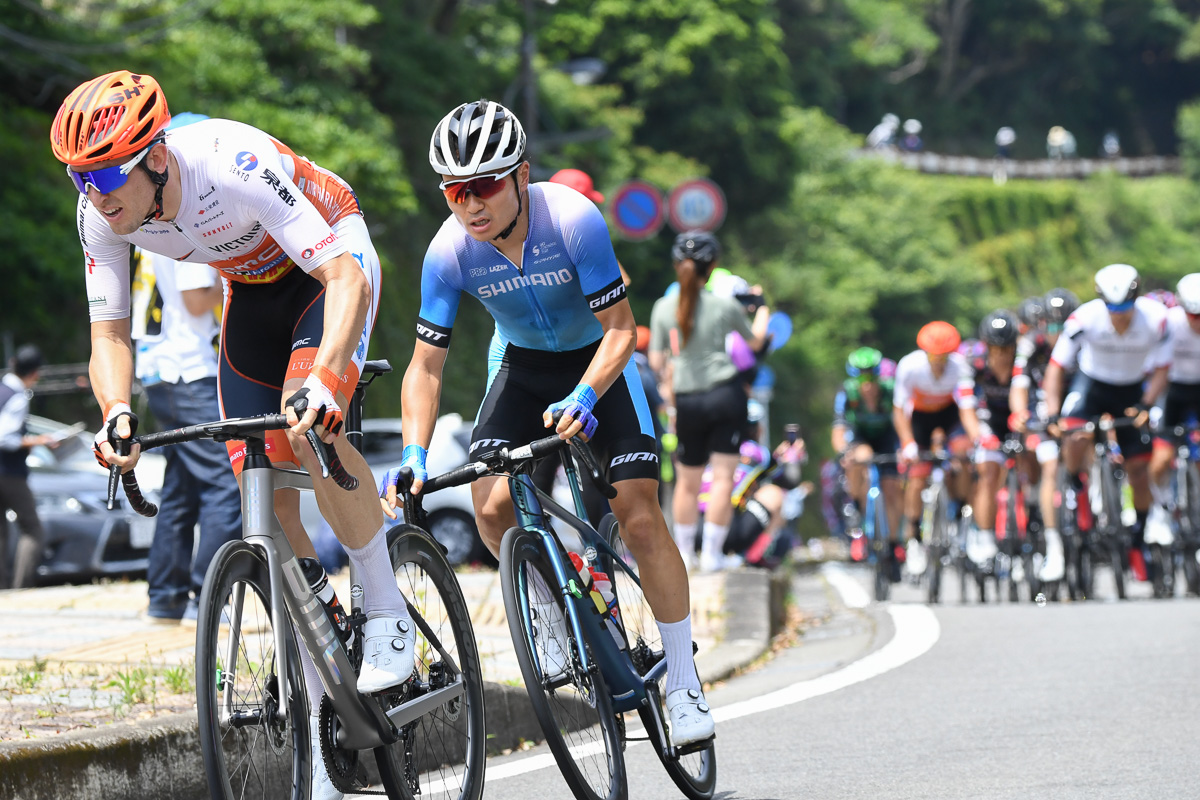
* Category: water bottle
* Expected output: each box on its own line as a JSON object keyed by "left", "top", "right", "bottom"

{"left": 590, "top": 570, "right": 627, "bottom": 652}
{"left": 298, "top": 557, "right": 351, "bottom": 642}
{"left": 567, "top": 552, "right": 608, "bottom": 616}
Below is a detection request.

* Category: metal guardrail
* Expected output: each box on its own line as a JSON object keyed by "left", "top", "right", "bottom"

{"left": 857, "top": 149, "right": 1182, "bottom": 179}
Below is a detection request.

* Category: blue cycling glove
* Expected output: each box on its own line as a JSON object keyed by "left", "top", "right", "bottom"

{"left": 544, "top": 384, "right": 599, "bottom": 439}
{"left": 379, "top": 444, "right": 428, "bottom": 497}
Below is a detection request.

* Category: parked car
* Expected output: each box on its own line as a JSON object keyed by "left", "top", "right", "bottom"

{"left": 299, "top": 413, "right": 490, "bottom": 567}
{"left": 16, "top": 415, "right": 166, "bottom": 583}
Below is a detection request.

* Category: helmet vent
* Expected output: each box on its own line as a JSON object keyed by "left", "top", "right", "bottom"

{"left": 88, "top": 105, "right": 125, "bottom": 148}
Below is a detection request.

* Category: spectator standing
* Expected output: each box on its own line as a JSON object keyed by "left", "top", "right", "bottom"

{"left": 649, "top": 231, "right": 770, "bottom": 571}
{"left": 995, "top": 127, "right": 1017, "bottom": 159}
{"left": 133, "top": 246, "right": 242, "bottom": 622}
{"left": 901, "top": 119, "right": 923, "bottom": 152}
{"left": 0, "top": 345, "right": 52, "bottom": 588}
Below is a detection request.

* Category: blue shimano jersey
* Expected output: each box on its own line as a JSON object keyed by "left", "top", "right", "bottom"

{"left": 415, "top": 182, "right": 627, "bottom": 352}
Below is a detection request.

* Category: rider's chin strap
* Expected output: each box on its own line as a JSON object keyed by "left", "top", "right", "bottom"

{"left": 139, "top": 140, "right": 169, "bottom": 224}
{"left": 492, "top": 178, "right": 524, "bottom": 241}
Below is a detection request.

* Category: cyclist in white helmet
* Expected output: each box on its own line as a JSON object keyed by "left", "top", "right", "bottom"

{"left": 385, "top": 99, "right": 714, "bottom": 746}
{"left": 1044, "top": 263, "right": 1171, "bottom": 584}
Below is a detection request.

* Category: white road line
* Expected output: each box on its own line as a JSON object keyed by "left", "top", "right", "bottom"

{"left": 483, "top": 568, "right": 941, "bottom": 784}
{"left": 820, "top": 561, "right": 872, "bottom": 608}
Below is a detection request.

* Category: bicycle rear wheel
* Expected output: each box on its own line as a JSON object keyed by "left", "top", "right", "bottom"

{"left": 599, "top": 514, "right": 716, "bottom": 800}
{"left": 925, "top": 485, "right": 946, "bottom": 604}
{"left": 196, "top": 541, "right": 307, "bottom": 800}
{"left": 373, "top": 524, "right": 486, "bottom": 800}
{"left": 500, "top": 526, "right": 627, "bottom": 800}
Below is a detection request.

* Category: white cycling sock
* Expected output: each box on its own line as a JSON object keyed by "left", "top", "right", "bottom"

{"left": 658, "top": 615, "right": 702, "bottom": 697}
{"left": 701, "top": 522, "right": 730, "bottom": 560}
{"left": 673, "top": 522, "right": 698, "bottom": 557}
{"left": 346, "top": 525, "right": 409, "bottom": 620}
{"left": 294, "top": 625, "right": 326, "bottom": 715}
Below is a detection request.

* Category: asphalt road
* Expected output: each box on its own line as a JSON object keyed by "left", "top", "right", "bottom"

{"left": 480, "top": 563, "right": 1200, "bottom": 800}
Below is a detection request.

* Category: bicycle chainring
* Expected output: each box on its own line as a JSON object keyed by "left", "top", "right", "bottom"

{"left": 318, "top": 695, "right": 368, "bottom": 793}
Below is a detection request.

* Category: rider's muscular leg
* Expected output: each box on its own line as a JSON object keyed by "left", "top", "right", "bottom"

{"left": 610, "top": 479, "right": 689, "bottom": 622}
{"left": 473, "top": 475, "right": 518, "bottom": 559}
{"left": 1039, "top": 457, "right": 1059, "bottom": 529}
{"left": 1126, "top": 458, "right": 1152, "bottom": 512}
{"left": 904, "top": 476, "right": 926, "bottom": 539}
{"left": 292, "top": 430, "right": 384, "bottom": 549}
{"left": 1149, "top": 442, "right": 1174, "bottom": 489}
{"left": 975, "top": 461, "right": 1001, "bottom": 531}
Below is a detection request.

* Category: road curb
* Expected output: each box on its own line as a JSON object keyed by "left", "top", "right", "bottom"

{"left": 0, "top": 565, "right": 789, "bottom": 800}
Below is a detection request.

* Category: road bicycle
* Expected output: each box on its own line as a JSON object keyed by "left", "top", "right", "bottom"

{"left": 407, "top": 431, "right": 717, "bottom": 800}
{"left": 996, "top": 429, "right": 1045, "bottom": 603}
{"left": 1056, "top": 414, "right": 1145, "bottom": 601}
{"left": 851, "top": 453, "right": 901, "bottom": 601}
{"left": 909, "top": 450, "right": 959, "bottom": 604}
{"left": 1160, "top": 423, "right": 1200, "bottom": 596}
{"left": 106, "top": 360, "right": 486, "bottom": 800}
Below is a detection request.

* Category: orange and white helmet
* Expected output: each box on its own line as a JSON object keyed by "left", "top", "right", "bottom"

{"left": 50, "top": 70, "right": 171, "bottom": 168}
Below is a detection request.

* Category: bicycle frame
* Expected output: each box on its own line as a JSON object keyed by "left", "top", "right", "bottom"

{"left": 228, "top": 437, "right": 399, "bottom": 751}
{"left": 506, "top": 458, "right": 665, "bottom": 715}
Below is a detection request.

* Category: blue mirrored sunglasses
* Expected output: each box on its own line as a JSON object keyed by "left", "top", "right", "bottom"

{"left": 1105, "top": 299, "right": 1135, "bottom": 313}
{"left": 66, "top": 146, "right": 151, "bottom": 195}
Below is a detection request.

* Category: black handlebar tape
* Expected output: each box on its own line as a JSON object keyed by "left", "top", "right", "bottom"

{"left": 424, "top": 463, "right": 487, "bottom": 493}
{"left": 569, "top": 438, "right": 617, "bottom": 499}
{"left": 122, "top": 471, "right": 159, "bottom": 517}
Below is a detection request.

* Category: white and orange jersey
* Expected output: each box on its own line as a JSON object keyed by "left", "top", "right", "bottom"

{"left": 1049, "top": 297, "right": 1170, "bottom": 386}
{"left": 80, "top": 118, "right": 361, "bottom": 322}
{"left": 1165, "top": 305, "right": 1200, "bottom": 384}
{"left": 893, "top": 349, "right": 976, "bottom": 415}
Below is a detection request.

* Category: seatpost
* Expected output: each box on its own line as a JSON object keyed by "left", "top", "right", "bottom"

{"left": 346, "top": 383, "right": 366, "bottom": 454}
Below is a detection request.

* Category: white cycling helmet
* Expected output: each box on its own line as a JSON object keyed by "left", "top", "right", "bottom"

{"left": 1177, "top": 273, "right": 1200, "bottom": 314}
{"left": 1094, "top": 263, "right": 1139, "bottom": 306}
{"left": 429, "top": 99, "right": 526, "bottom": 178}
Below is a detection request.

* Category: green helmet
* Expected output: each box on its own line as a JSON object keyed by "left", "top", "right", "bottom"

{"left": 846, "top": 347, "right": 883, "bottom": 378}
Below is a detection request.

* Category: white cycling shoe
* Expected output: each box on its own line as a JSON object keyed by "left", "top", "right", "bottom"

{"left": 310, "top": 714, "right": 344, "bottom": 800}
{"left": 666, "top": 688, "right": 715, "bottom": 747}
{"left": 966, "top": 529, "right": 998, "bottom": 567}
{"left": 1145, "top": 505, "right": 1175, "bottom": 547}
{"left": 531, "top": 599, "right": 570, "bottom": 680}
{"left": 905, "top": 540, "right": 927, "bottom": 577}
{"left": 1039, "top": 529, "right": 1065, "bottom": 583}
{"left": 357, "top": 615, "right": 416, "bottom": 693}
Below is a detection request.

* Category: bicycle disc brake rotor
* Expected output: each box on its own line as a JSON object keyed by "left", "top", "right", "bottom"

{"left": 318, "top": 695, "right": 367, "bottom": 793}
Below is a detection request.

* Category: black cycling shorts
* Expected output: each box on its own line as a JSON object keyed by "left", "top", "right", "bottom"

{"left": 1060, "top": 372, "right": 1151, "bottom": 459}
{"left": 1162, "top": 381, "right": 1200, "bottom": 429}
{"left": 910, "top": 404, "right": 966, "bottom": 452}
{"left": 471, "top": 341, "right": 660, "bottom": 484}
{"left": 674, "top": 379, "right": 748, "bottom": 467}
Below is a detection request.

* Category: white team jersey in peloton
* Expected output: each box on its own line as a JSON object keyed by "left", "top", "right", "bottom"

{"left": 79, "top": 118, "right": 360, "bottom": 322}
{"left": 893, "top": 350, "right": 976, "bottom": 415}
{"left": 1049, "top": 297, "right": 1170, "bottom": 385}
{"left": 1165, "top": 305, "right": 1200, "bottom": 384}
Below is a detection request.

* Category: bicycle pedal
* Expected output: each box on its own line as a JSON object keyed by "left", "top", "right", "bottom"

{"left": 674, "top": 735, "right": 716, "bottom": 756}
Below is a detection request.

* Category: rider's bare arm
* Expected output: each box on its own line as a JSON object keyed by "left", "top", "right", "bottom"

{"left": 401, "top": 341, "right": 449, "bottom": 456}
{"left": 1043, "top": 361, "right": 1064, "bottom": 418}
{"left": 308, "top": 252, "right": 371, "bottom": 383}
{"left": 1142, "top": 365, "right": 1169, "bottom": 408}
{"left": 577, "top": 298, "right": 638, "bottom": 397}
{"left": 89, "top": 317, "right": 140, "bottom": 468}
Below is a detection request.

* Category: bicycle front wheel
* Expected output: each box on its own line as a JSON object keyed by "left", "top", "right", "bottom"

{"left": 373, "top": 524, "right": 486, "bottom": 800}
{"left": 196, "top": 541, "right": 307, "bottom": 800}
{"left": 599, "top": 514, "right": 716, "bottom": 800}
{"left": 500, "top": 526, "right": 627, "bottom": 800}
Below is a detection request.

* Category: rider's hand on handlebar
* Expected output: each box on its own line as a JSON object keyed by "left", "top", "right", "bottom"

{"left": 544, "top": 384, "right": 599, "bottom": 441}
{"left": 1126, "top": 403, "right": 1151, "bottom": 430}
{"left": 1010, "top": 409, "right": 1030, "bottom": 434}
{"left": 93, "top": 402, "right": 141, "bottom": 473}
{"left": 379, "top": 445, "right": 427, "bottom": 520}
{"left": 899, "top": 440, "right": 919, "bottom": 465}
{"left": 285, "top": 368, "right": 344, "bottom": 443}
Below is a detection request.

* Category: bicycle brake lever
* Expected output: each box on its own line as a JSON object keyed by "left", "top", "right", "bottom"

{"left": 306, "top": 429, "right": 331, "bottom": 479}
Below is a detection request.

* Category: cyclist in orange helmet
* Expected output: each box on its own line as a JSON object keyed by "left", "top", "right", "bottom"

{"left": 52, "top": 70, "right": 411, "bottom": 800}
{"left": 892, "top": 321, "right": 982, "bottom": 577}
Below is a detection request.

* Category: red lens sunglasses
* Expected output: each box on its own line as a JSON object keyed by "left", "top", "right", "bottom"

{"left": 439, "top": 163, "right": 521, "bottom": 204}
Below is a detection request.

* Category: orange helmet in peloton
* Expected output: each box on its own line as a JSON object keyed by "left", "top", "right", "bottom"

{"left": 916, "top": 321, "right": 961, "bottom": 355}
{"left": 50, "top": 70, "right": 171, "bottom": 168}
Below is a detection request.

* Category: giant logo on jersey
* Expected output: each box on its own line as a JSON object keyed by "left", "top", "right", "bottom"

{"left": 477, "top": 268, "right": 573, "bottom": 299}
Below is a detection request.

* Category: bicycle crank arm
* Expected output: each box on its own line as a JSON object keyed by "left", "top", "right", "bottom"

{"left": 385, "top": 677, "right": 466, "bottom": 728}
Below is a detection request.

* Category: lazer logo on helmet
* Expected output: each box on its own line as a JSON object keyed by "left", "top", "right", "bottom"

{"left": 477, "top": 268, "right": 573, "bottom": 299}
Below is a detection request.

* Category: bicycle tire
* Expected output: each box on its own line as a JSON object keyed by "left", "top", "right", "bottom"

{"left": 926, "top": 484, "right": 946, "bottom": 604}
{"left": 1101, "top": 464, "right": 1127, "bottom": 601}
{"left": 1182, "top": 464, "right": 1200, "bottom": 596}
{"left": 499, "top": 526, "right": 627, "bottom": 800}
{"left": 598, "top": 514, "right": 717, "bottom": 800}
{"left": 373, "top": 524, "right": 486, "bottom": 800}
{"left": 1148, "top": 543, "right": 1171, "bottom": 599}
{"left": 1005, "top": 476, "right": 1021, "bottom": 603}
{"left": 196, "top": 540, "right": 308, "bottom": 800}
